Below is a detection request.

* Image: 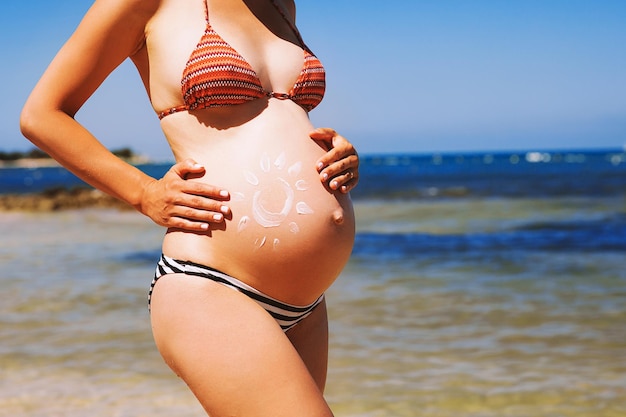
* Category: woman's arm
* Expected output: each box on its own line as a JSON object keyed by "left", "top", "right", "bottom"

{"left": 20, "top": 0, "right": 229, "bottom": 232}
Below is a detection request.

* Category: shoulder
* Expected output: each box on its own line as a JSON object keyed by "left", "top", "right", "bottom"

{"left": 66, "top": 0, "right": 164, "bottom": 57}
{"left": 78, "top": 0, "right": 161, "bottom": 41}
{"left": 81, "top": 0, "right": 161, "bottom": 25}
{"left": 87, "top": 0, "right": 161, "bottom": 18}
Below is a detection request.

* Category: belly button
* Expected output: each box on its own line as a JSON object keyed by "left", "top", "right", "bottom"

{"left": 332, "top": 209, "right": 345, "bottom": 225}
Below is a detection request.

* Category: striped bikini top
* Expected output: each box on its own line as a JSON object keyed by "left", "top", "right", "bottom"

{"left": 157, "top": 0, "right": 326, "bottom": 119}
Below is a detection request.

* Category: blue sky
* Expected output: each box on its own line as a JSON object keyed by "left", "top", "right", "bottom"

{"left": 1, "top": 1, "right": 625, "bottom": 159}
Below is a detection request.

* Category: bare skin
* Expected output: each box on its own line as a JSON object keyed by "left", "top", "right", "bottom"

{"left": 150, "top": 274, "right": 332, "bottom": 416}
{"left": 20, "top": 0, "right": 358, "bottom": 415}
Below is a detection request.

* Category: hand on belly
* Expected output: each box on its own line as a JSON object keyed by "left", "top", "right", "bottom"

{"left": 163, "top": 146, "right": 354, "bottom": 302}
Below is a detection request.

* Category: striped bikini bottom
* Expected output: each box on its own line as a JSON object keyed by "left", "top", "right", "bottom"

{"left": 149, "top": 254, "right": 324, "bottom": 332}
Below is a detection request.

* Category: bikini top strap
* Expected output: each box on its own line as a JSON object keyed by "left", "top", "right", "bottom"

{"left": 204, "top": 0, "right": 210, "bottom": 24}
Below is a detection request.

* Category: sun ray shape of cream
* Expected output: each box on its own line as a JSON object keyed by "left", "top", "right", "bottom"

{"left": 237, "top": 152, "right": 314, "bottom": 249}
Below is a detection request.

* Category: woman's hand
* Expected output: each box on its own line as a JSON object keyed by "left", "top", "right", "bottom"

{"left": 139, "top": 159, "right": 231, "bottom": 232}
{"left": 310, "top": 128, "right": 359, "bottom": 193}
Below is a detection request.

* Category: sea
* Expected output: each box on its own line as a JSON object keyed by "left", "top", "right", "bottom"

{"left": 1, "top": 148, "right": 625, "bottom": 417}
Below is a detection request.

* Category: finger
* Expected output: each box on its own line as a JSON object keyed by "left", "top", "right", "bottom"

{"left": 341, "top": 174, "right": 359, "bottom": 194}
{"left": 182, "top": 181, "right": 230, "bottom": 200}
{"left": 340, "top": 183, "right": 354, "bottom": 194}
{"left": 165, "top": 216, "right": 215, "bottom": 233}
{"left": 329, "top": 169, "right": 359, "bottom": 192}
{"left": 158, "top": 200, "right": 230, "bottom": 232}
{"left": 309, "top": 127, "right": 337, "bottom": 141}
{"left": 170, "top": 203, "right": 229, "bottom": 223}
{"left": 319, "top": 153, "right": 359, "bottom": 182}
{"left": 316, "top": 135, "right": 355, "bottom": 172}
{"left": 146, "top": 202, "right": 220, "bottom": 232}
{"left": 173, "top": 192, "right": 232, "bottom": 218}
{"left": 170, "top": 158, "right": 206, "bottom": 180}
{"left": 155, "top": 179, "right": 231, "bottom": 225}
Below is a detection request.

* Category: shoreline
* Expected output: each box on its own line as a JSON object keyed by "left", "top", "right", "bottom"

{"left": 0, "top": 158, "right": 61, "bottom": 169}
{"left": 0, "top": 155, "right": 151, "bottom": 169}
{"left": 0, "top": 187, "right": 132, "bottom": 212}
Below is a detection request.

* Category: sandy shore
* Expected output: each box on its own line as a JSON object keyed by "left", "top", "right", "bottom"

{"left": 0, "top": 187, "right": 131, "bottom": 211}
{"left": 0, "top": 155, "right": 150, "bottom": 169}
{"left": 0, "top": 159, "right": 61, "bottom": 169}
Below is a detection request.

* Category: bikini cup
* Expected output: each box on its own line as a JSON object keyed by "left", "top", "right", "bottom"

{"left": 157, "top": 1, "right": 326, "bottom": 119}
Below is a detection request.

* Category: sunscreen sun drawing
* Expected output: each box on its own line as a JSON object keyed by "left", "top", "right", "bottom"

{"left": 234, "top": 152, "right": 314, "bottom": 250}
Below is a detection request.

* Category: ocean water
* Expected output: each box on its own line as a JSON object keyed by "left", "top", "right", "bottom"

{"left": 1, "top": 149, "right": 625, "bottom": 416}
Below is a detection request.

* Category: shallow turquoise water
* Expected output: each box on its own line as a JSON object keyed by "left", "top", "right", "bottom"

{"left": 1, "top": 197, "right": 625, "bottom": 416}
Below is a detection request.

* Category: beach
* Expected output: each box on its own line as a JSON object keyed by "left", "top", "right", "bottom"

{"left": 1, "top": 150, "right": 625, "bottom": 416}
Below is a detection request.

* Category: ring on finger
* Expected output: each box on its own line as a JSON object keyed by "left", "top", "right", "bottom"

{"left": 347, "top": 170, "right": 354, "bottom": 179}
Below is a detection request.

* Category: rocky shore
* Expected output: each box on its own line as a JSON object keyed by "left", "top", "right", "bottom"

{"left": 0, "top": 187, "right": 132, "bottom": 212}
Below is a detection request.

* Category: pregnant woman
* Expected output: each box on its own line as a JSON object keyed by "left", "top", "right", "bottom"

{"left": 20, "top": 1, "right": 359, "bottom": 416}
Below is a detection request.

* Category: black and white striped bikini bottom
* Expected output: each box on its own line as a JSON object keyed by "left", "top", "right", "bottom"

{"left": 149, "top": 254, "right": 324, "bottom": 332}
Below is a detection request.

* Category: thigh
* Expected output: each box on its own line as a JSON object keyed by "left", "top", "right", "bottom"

{"left": 149, "top": 273, "right": 333, "bottom": 417}
{"left": 286, "top": 298, "right": 329, "bottom": 392}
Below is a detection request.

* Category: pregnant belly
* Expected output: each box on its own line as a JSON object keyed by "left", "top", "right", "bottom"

{"left": 161, "top": 125, "right": 355, "bottom": 305}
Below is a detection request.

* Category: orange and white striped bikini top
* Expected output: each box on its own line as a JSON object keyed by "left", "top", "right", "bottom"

{"left": 157, "top": 0, "right": 326, "bottom": 119}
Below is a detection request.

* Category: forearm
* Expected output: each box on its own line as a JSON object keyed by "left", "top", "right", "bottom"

{"left": 20, "top": 107, "right": 154, "bottom": 210}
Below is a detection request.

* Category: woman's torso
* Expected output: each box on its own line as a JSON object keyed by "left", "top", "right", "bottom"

{"left": 134, "top": 0, "right": 355, "bottom": 304}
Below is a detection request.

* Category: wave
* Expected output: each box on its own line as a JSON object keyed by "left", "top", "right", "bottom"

{"left": 352, "top": 215, "right": 626, "bottom": 258}
{"left": 351, "top": 150, "right": 626, "bottom": 200}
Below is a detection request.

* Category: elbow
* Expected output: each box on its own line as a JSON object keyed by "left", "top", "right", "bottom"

{"left": 20, "top": 98, "right": 60, "bottom": 147}
{"left": 20, "top": 102, "right": 41, "bottom": 143}
{"left": 20, "top": 111, "right": 35, "bottom": 142}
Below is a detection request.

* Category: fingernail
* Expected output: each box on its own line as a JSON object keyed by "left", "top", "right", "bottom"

{"left": 201, "top": 223, "right": 209, "bottom": 230}
{"left": 219, "top": 190, "right": 229, "bottom": 197}
{"left": 317, "top": 162, "right": 324, "bottom": 170}
{"left": 213, "top": 214, "right": 223, "bottom": 221}
{"left": 193, "top": 163, "right": 203, "bottom": 169}
{"left": 331, "top": 180, "right": 339, "bottom": 189}
{"left": 220, "top": 205, "right": 229, "bottom": 214}
{"left": 322, "top": 173, "right": 329, "bottom": 181}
